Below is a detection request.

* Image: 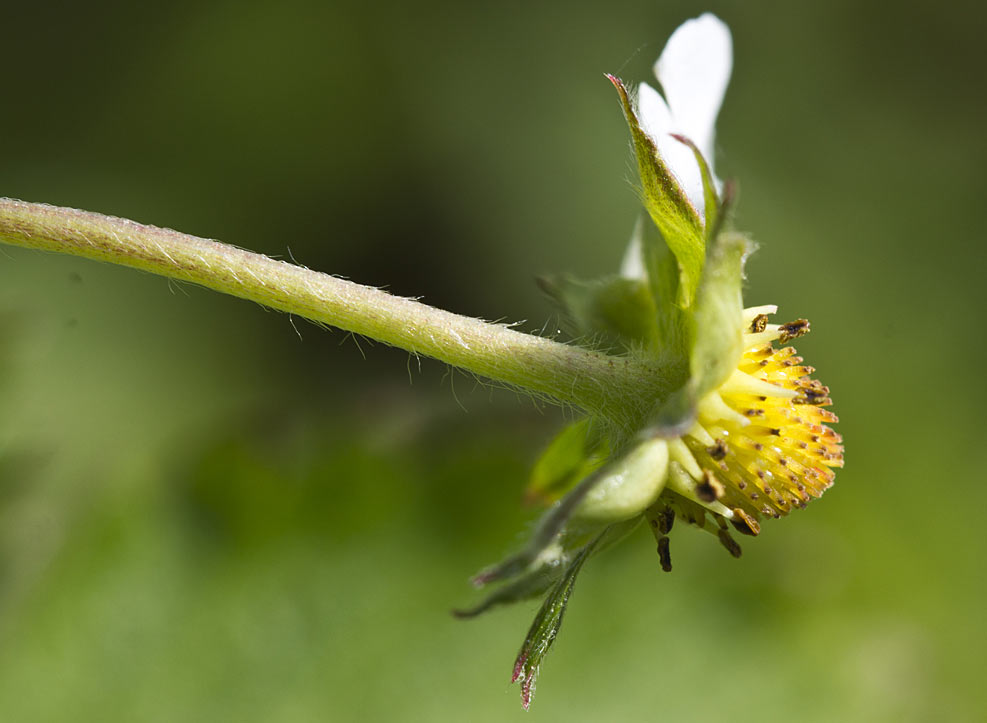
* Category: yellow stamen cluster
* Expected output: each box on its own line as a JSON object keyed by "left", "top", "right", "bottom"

{"left": 647, "top": 306, "right": 844, "bottom": 560}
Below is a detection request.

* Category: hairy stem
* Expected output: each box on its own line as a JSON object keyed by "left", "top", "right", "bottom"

{"left": 0, "top": 198, "right": 669, "bottom": 422}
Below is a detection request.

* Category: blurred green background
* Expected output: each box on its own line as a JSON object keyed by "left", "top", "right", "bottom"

{"left": 1, "top": 1, "right": 984, "bottom": 720}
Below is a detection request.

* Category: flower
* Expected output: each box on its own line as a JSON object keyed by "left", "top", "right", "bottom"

{"left": 622, "top": 12, "right": 732, "bottom": 278}
{"left": 644, "top": 305, "right": 842, "bottom": 567}
{"left": 457, "top": 14, "right": 843, "bottom": 710}
{"left": 639, "top": 13, "right": 732, "bottom": 213}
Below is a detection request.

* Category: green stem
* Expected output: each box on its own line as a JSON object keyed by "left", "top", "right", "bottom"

{"left": 0, "top": 198, "right": 669, "bottom": 422}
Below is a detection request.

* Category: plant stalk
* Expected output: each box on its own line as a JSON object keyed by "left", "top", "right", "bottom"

{"left": 0, "top": 198, "right": 669, "bottom": 422}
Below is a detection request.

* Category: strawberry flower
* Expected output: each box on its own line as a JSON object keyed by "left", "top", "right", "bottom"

{"left": 623, "top": 12, "right": 732, "bottom": 278}
{"left": 457, "top": 14, "right": 843, "bottom": 710}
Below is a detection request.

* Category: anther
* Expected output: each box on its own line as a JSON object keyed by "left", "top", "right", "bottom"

{"left": 657, "top": 507, "right": 675, "bottom": 535}
{"left": 707, "top": 439, "right": 728, "bottom": 461}
{"left": 749, "top": 314, "right": 769, "bottom": 333}
{"left": 779, "top": 319, "right": 810, "bottom": 342}
{"left": 696, "top": 470, "right": 725, "bottom": 503}
{"left": 730, "top": 508, "right": 761, "bottom": 536}
{"left": 718, "top": 529, "right": 742, "bottom": 558}
{"left": 657, "top": 537, "right": 672, "bottom": 572}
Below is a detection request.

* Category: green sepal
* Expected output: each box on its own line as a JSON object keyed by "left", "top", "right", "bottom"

{"left": 510, "top": 531, "right": 603, "bottom": 710}
{"left": 472, "top": 438, "right": 666, "bottom": 587}
{"left": 670, "top": 133, "right": 719, "bottom": 238}
{"left": 644, "top": 385, "right": 697, "bottom": 439}
{"left": 608, "top": 74, "right": 705, "bottom": 306}
{"left": 643, "top": 190, "right": 747, "bottom": 436}
{"left": 526, "top": 417, "right": 610, "bottom": 505}
{"left": 507, "top": 518, "right": 642, "bottom": 709}
{"left": 457, "top": 514, "right": 642, "bottom": 625}
{"left": 538, "top": 273, "right": 658, "bottom": 353}
{"left": 470, "top": 462, "right": 606, "bottom": 586}
{"left": 570, "top": 437, "right": 669, "bottom": 525}
{"left": 631, "top": 215, "right": 690, "bottom": 363}
{"left": 689, "top": 229, "right": 752, "bottom": 398}
{"left": 453, "top": 564, "right": 561, "bottom": 619}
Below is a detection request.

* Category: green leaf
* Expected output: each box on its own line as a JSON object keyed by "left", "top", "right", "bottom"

{"left": 525, "top": 418, "right": 610, "bottom": 505}
{"left": 608, "top": 75, "right": 706, "bottom": 305}
{"left": 537, "top": 273, "right": 658, "bottom": 352}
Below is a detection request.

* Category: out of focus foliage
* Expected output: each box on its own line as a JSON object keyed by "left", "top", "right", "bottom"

{"left": 0, "top": 1, "right": 983, "bottom": 720}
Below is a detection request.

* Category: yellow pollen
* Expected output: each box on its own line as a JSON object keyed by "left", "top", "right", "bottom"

{"left": 664, "top": 309, "right": 843, "bottom": 538}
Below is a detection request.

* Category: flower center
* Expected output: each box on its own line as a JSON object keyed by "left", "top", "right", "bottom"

{"left": 646, "top": 306, "right": 844, "bottom": 563}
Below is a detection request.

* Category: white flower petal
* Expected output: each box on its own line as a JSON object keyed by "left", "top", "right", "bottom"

{"left": 621, "top": 15, "right": 734, "bottom": 272}
{"left": 656, "top": 121, "right": 708, "bottom": 216}
{"left": 654, "top": 13, "right": 732, "bottom": 165}
{"left": 636, "top": 81, "right": 708, "bottom": 217}
{"left": 620, "top": 217, "right": 646, "bottom": 280}
{"left": 636, "top": 81, "right": 673, "bottom": 143}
